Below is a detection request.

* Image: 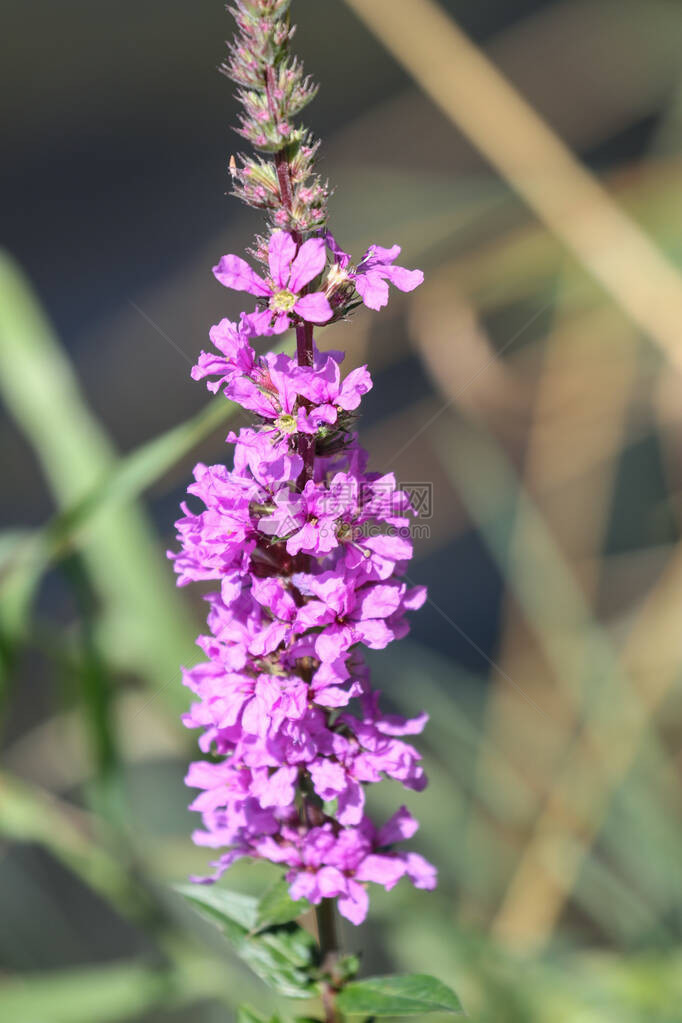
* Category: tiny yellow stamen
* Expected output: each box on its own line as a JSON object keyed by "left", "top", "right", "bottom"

{"left": 275, "top": 413, "right": 297, "bottom": 435}
{"left": 270, "top": 289, "right": 297, "bottom": 312}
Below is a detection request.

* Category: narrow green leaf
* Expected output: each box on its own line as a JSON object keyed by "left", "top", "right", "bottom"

{"left": 174, "top": 883, "right": 317, "bottom": 999}
{"left": 0, "top": 251, "right": 195, "bottom": 695}
{"left": 337, "top": 974, "right": 463, "bottom": 1016}
{"left": 256, "top": 876, "right": 311, "bottom": 930}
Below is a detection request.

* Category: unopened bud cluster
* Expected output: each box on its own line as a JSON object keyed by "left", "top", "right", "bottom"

{"left": 222, "top": 0, "right": 329, "bottom": 232}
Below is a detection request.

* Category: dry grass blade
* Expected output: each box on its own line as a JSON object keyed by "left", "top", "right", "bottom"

{"left": 344, "top": 0, "right": 682, "bottom": 372}
{"left": 491, "top": 541, "right": 682, "bottom": 948}
{"left": 410, "top": 271, "right": 680, "bottom": 936}
{"left": 465, "top": 290, "right": 638, "bottom": 936}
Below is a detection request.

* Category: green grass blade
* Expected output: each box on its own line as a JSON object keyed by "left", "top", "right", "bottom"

{"left": 0, "top": 254, "right": 211, "bottom": 697}
{"left": 0, "top": 254, "right": 293, "bottom": 703}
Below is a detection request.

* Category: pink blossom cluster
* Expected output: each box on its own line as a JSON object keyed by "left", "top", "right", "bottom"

{"left": 172, "top": 230, "right": 434, "bottom": 925}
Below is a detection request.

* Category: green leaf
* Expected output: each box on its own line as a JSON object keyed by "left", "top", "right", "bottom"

{"left": 256, "top": 876, "right": 311, "bottom": 930}
{"left": 174, "top": 883, "right": 317, "bottom": 999}
{"left": 337, "top": 974, "right": 463, "bottom": 1017}
{"left": 336, "top": 954, "right": 361, "bottom": 984}
{"left": 175, "top": 882, "right": 260, "bottom": 931}
{"left": 242, "top": 926, "right": 317, "bottom": 999}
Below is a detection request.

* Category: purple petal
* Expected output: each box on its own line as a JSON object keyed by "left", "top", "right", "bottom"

{"left": 268, "top": 230, "right": 297, "bottom": 288}
{"left": 355, "top": 619, "right": 393, "bottom": 649}
{"left": 365, "top": 534, "right": 412, "bottom": 562}
{"left": 297, "top": 404, "right": 337, "bottom": 434}
{"left": 336, "top": 365, "right": 373, "bottom": 411}
{"left": 337, "top": 881, "right": 369, "bottom": 925}
{"left": 314, "top": 684, "right": 354, "bottom": 708}
{"left": 356, "top": 854, "right": 406, "bottom": 890}
{"left": 294, "top": 292, "right": 333, "bottom": 324}
{"left": 358, "top": 243, "right": 401, "bottom": 271}
{"left": 377, "top": 711, "right": 428, "bottom": 737}
{"left": 315, "top": 630, "right": 348, "bottom": 663}
{"left": 358, "top": 584, "right": 403, "bottom": 619}
{"left": 254, "top": 765, "right": 298, "bottom": 808}
{"left": 289, "top": 237, "right": 327, "bottom": 293}
{"left": 377, "top": 806, "right": 419, "bottom": 846}
{"left": 288, "top": 872, "right": 318, "bottom": 903}
{"left": 317, "top": 866, "right": 347, "bottom": 898}
{"left": 243, "top": 308, "right": 277, "bottom": 336}
{"left": 212, "top": 254, "right": 270, "bottom": 297}
{"left": 220, "top": 573, "right": 242, "bottom": 607}
{"left": 355, "top": 270, "right": 390, "bottom": 311}
{"left": 337, "top": 779, "right": 365, "bottom": 825}
{"left": 384, "top": 265, "right": 424, "bottom": 293}
{"left": 310, "top": 573, "right": 349, "bottom": 613}
{"left": 403, "top": 852, "right": 438, "bottom": 890}
{"left": 404, "top": 585, "right": 427, "bottom": 610}
{"left": 325, "top": 230, "right": 351, "bottom": 269}
{"left": 310, "top": 759, "right": 347, "bottom": 799}
{"left": 272, "top": 311, "right": 292, "bottom": 334}
{"left": 191, "top": 352, "right": 231, "bottom": 391}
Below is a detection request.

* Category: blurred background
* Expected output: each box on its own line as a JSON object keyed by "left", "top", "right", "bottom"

{"left": 2, "top": 0, "right": 682, "bottom": 1019}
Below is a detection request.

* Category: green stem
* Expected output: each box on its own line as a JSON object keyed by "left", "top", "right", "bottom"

{"left": 316, "top": 896, "right": 340, "bottom": 963}
{"left": 316, "top": 898, "right": 342, "bottom": 1023}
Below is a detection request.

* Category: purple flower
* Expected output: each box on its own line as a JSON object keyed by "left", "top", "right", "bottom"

{"left": 292, "top": 350, "right": 373, "bottom": 413}
{"left": 326, "top": 232, "right": 424, "bottom": 311}
{"left": 213, "top": 230, "right": 333, "bottom": 332}
{"left": 283, "top": 812, "right": 436, "bottom": 924}
{"left": 191, "top": 315, "right": 256, "bottom": 394}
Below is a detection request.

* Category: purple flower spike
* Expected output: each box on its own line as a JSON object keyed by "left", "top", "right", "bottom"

{"left": 173, "top": 308, "right": 437, "bottom": 921}
{"left": 174, "top": 0, "right": 435, "bottom": 932}
{"left": 213, "top": 230, "right": 333, "bottom": 333}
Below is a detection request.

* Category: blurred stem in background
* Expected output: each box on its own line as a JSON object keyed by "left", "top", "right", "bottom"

{"left": 61, "top": 553, "right": 126, "bottom": 832}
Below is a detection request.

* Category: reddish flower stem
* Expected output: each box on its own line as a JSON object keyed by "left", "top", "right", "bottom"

{"left": 295, "top": 321, "right": 316, "bottom": 487}
{"left": 266, "top": 63, "right": 343, "bottom": 1021}
{"left": 264, "top": 67, "right": 315, "bottom": 487}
